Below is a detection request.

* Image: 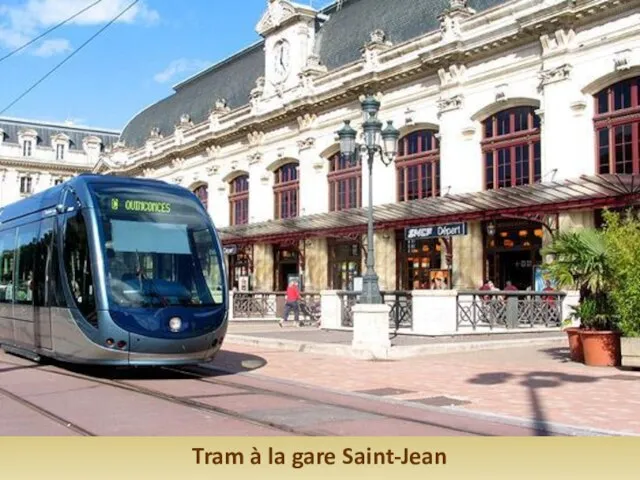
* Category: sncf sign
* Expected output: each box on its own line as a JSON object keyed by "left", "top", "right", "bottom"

{"left": 405, "top": 222, "right": 468, "bottom": 240}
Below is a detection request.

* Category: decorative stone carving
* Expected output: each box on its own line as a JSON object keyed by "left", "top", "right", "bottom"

{"left": 570, "top": 100, "right": 587, "bottom": 115}
{"left": 149, "top": 127, "right": 162, "bottom": 138}
{"left": 299, "top": 54, "right": 327, "bottom": 88}
{"left": 174, "top": 176, "right": 183, "bottom": 185}
{"left": 438, "top": 1, "right": 474, "bottom": 42}
{"left": 461, "top": 125, "right": 476, "bottom": 138}
{"left": 250, "top": 77, "right": 266, "bottom": 105}
{"left": 256, "top": 0, "right": 314, "bottom": 37}
{"left": 437, "top": 64, "right": 467, "bottom": 87}
{"left": 247, "top": 130, "right": 265, "bottom": 147}
{"left": 177, "top": 113, "right": 193, "bottom": 127}
{"left": 495, "top": 83, "right": 508, "bottom": 102}
{"left": 404, "top": 108, "right": 415, "bottom": 125}
{"left": 437, "top": 94, "right": 464, "bottom": 114}
{"left": 212, "top": 98, "right": 230, "bottom": 115}
{"left": 171, "top": 157, "right": 185, "bottom": 170}
{"left": 260, "top": 172, "right": 270, "bottom": 184}
{"left": 297, "top": 113, "right": 317, "bottom": 131}
{"left": 206, "top": 145, "right": 221, "bottom": 158}
{"left": 111, "top": 140, "right": 127, "bottom": 152}
{"left": 297, "top": 137, "right": 315, "bottom": 151}
{"left": 540, "top": 28, "right": 576, "bottom": 56}
{"left": 538, "top": 64, "right": 572, "bottom": 86}
{"left": 206, "top": 165, "right": 219, "bottom": 176}
{"left": 361, "top": 29, "right": 393, "bottom": 67}
{"left": 230, "top": 159, "right": 239, "bottom": 170}
{"left": 614, "top": 50, "right": 631, "bottom": 71}
{"left": 248, "top": 152, "right": 263, "bottom": 165}
{"left": 143, "top": 168, "right": 155, "bottom": 178}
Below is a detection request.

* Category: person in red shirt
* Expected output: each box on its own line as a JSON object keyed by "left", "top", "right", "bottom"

{"left": 279, "top": 279, "right": 301, "bottom": 327}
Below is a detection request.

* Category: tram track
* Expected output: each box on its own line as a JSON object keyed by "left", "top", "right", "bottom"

{"left": 0, "top": 385, "right": 96, "bottom": 436}
{"left": 0, "top": 355, "right": 532, "bottom": 436}
{"left": 0, "top": 357, "right": 315, "bottom": 436}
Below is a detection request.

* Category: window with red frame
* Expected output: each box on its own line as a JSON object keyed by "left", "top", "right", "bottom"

{"left": 328, "top": 151, "right": 361, "bottom": 211}
{"left": 193, "top": 184, "right": 208, "bottom": 210}
{"left": 396, "top": 130, "right": 440, "bottom": 201}
{"left": 274, "top": 163, "right": 299, "bottom": 219}
{"left": 482, "top": 107, "right": 541, "bottom": 190}
{"left": 594, "top": 76, "right": 640, "bottom": 174}
{"left": 229, "top": 175, "right": 249, "bottom": 225}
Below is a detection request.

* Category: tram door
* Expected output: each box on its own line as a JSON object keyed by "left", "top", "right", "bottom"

{"left": 33, "top": 217, "right": 54, "bottom": 350}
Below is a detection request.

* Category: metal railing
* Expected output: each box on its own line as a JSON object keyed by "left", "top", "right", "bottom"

{"left": 456, "top": 290, "right": 566, "bottom": 331}
{"left": 232, "top": 291, "right": 321, "bottom": 323}
{"left": 336, "top": 291, "right": 413, "bottom": 331}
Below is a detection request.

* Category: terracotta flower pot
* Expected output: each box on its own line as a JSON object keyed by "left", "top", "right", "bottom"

{"left": 565, "top": 327, "right": 584, "bottom": 363}
{"left": 579, "top": 330, "right": 621, "bottom": 367}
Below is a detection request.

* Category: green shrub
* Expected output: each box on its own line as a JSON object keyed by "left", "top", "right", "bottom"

{"left": 602, "top": 209, "right": 640, "bottom": 337}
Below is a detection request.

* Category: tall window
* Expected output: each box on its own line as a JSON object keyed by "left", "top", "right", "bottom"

{"left": 328, "top": 152, "right": 361, "bottom": 211}
{"left": 594, "top": 76, "right": 640, "bottom": 174}
{"left": 229, "top": 175, "right": 249, "bottom": 226}
{"left": 56, "top": 144, "right": 65, "bottom": 160}
{"left": 194, "top": 184, "right": 208, "bottom": 210}
{"left": 274, "top": 163, "right": 299, "bottom": 219}
{"left": 22, "top": 140, "right": 32, "bottom": 157}
{"left": 396, "top": 130, "right": 440, "bottom": 201}
{"left": 482, "top": 107, "right": 541, "bottom": 190}
{"left": 19, "top": 176, "right": 32, "bottom": 195}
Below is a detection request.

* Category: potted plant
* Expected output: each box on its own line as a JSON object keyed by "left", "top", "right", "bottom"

{"left": 542, "top": 228, "right": 620, "bottom": 367}
{"left": 601, "top": 209, "right": 640, "bottom": 369}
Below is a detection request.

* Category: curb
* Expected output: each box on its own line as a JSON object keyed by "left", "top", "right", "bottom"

{"left": 224, "top": 334, "right": 567, "bottom": 359}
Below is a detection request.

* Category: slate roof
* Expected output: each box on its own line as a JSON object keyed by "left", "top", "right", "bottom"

{"left": 218, "top": 175, "right": 640, "bottom": 243}
{"left": 119, "top": 0, "right": 509, "bottom": 150}
{"left": 0, "top": 117, "right": 119, "bottom": 152}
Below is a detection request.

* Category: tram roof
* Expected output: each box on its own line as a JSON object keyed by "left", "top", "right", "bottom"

{"left": 218, "top": 174, "right": 640, "bottom": 245}
{"left": 0, "top": 174, "right": 187, "bottom": 225}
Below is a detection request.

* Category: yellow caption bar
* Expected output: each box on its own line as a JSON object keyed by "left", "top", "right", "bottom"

{"left": 0, "top": 437, "right": 637, "bottom": 479}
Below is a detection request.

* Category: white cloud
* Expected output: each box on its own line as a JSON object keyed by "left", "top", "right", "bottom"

{"left": 32, "top": 38, "right": 71, "bottom": 56}
{"left": 154, "top": 58, "right": 211, "bottom": 84}
{"left": 0, "top": 0, "right": 159, "bottom": 55}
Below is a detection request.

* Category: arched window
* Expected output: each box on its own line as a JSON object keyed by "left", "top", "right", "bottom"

{"left": 273, "top": 163, "right": 299, "bottom": 219}
{"left": 396, "top": 130, "right": 440, "bottom": 201}
{"left": 193, "top": 184, "right": 208, "bottom": 210}
{"left": 594, "top": 76, "right": 640, "bottom": 174}
{"left": 328, "top": 152, "right": 361, "bottom": 211}
{"left": 229, "top": 175, "right": 249, "bottom": 226}
{"left": 482, "top": 107, "right": 541, "bottom": 190}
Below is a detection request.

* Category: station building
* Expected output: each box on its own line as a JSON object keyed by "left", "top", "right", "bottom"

{"left": 0, "top": 117, "right": 119, "bottom": 207}
{"left": 96, "top": 0, "right": 640, "bottom": 293}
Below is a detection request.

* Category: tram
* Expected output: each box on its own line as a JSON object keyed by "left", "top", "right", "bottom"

{"left": 0, "top": 174, "right": 228, "bottom": 366}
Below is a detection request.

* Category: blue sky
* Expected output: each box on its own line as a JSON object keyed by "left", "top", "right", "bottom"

{"left": 0, "top": 0, "right": 333, "bottom": 132}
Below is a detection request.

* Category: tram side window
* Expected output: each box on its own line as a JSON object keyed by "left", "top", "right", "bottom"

{"left": 14, "top": 223, "right": 39, "bottom": 305}
{"left": 63, "top": 211, "right": 97, "bottom": 325}
{"left": 34, "top": 218, "right": 57, "bottom": 308}
{"left": 0, "top": 229, "right": 16, "bottom": 304}
{"left": 192, "top": 228, "right": 224, "bottom": 303}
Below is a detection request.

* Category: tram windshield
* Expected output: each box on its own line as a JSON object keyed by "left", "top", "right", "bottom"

{"left": 90, "top": 184, "right": 224, "bottom": 309}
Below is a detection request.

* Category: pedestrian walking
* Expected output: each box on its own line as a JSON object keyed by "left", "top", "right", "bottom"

{"left": 279, "top": 279, "right": 301, "bottom": 327}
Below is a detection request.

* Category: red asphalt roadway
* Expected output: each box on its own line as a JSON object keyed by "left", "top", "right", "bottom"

{"left": 0, "top": 349, "right": 563, "bottom": 437}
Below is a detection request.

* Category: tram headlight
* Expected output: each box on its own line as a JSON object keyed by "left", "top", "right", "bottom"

{"left": 169, "top": 317, "right": 182, "bottom": 332}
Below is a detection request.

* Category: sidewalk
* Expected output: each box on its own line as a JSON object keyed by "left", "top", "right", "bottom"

{"left": 225, "top": 322, "right": 567, "bottom": 359}
{"left": 216, "top": 331, "right": 640, "bottom": 435}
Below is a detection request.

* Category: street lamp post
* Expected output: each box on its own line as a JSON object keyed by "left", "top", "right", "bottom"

{"left": 337, "top": 95, "right": 400, "bottom": 304}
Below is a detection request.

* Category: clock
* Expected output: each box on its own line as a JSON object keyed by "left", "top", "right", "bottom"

{"left": 273, "top": 39, "right": 290, "bottom": 81}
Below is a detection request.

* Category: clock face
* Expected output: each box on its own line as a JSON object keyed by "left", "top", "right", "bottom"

{"left": 273, "top": 39, "right": 290, "bottom": 81}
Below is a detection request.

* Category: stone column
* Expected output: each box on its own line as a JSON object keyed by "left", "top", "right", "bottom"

{"left": 451, "top": 221, "right": 484, "bottom": 289}
{"left": 252, "top": 243, "right": 274, "bottom": 291}
{"left": 374, "top": 229, "right": 396, "bottom": 291}
{"left": 304, "top": 237, "right": 328, "bottom": 291}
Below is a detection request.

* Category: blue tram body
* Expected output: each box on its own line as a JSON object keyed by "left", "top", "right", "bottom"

{"left": 0, "top": 174, "right": 228, "bottom": 366}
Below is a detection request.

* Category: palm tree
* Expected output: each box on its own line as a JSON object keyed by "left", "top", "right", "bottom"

{"left": 541, "top": 228, "right": 613, "bottom": 329}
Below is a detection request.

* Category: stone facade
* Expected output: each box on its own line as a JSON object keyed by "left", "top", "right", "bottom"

{"left": 0, "top": 117, "right": 119, "bottom": 207}
{"left": 95, "top": 0, "right": 640, "bottom": 292}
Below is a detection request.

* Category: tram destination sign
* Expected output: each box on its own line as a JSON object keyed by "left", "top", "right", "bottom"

{"left": 405, "top": 222, "right": 468, "bottom": 240}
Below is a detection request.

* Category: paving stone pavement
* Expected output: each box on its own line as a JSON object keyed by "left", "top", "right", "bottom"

{"left": 212, "top": 340, "right": 640, "bottom": 435}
